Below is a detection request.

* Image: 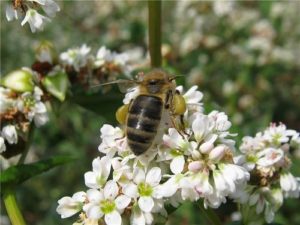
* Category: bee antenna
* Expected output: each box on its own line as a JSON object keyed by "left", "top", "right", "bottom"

{"left": 169, "top": 75, "right": 183, "bottom": 81}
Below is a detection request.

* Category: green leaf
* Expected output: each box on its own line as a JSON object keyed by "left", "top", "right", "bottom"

{"left": 1, "top": 155, "right": 75, "bottom": 190}
{"left": 42, "top": 72, "right": 69, "bottom": 101}
{"left": 71, "top": 90, "right": 123, "bottom": 122}
{"left": 1, "top": 69, "right": 34, "bottom": 92}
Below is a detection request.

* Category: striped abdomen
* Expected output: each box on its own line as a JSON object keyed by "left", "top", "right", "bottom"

{"left": 126, "top": 95, "right": 163, "bottom": 155}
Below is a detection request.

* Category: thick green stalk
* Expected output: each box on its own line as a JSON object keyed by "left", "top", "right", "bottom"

{"left": 3, "top": 189, "right": 27, "bottom": 225}
{"left": 199, "top": 203, "right": 222, "bottom": 225}
{"left": 148, "top": 0, "right": 162, "bottom": 68}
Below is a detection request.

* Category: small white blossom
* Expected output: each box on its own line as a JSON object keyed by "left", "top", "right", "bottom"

{"left": 1, "top": 125, "right": 18, "bottom": 145}
{"left": 84, "top": 156, "right": 112, "bottom": 189}
{"left": 280, "top": 172, "right": 300, "bottom": 198}
{"left": 123, "top": 167, "right": 163, "bottom": 213}
{"left": 60, "top": 44, "right": 91, "bottom": 72}
{"left": 21, "top": 9, "right": 50, "bottom": 33}
{"left": 83, "top": 181, "right": 130, "bottom": 225}
{"left": 0, "top": 137, "right": 6, "bottom": 153}
{"left": 57, "top": 191, "right": 86, "bottom": 219}
{"left": 5, "top": 4, "right": 19, "bottom": 21}
{"left": 40, "top": 0, "right": 60, "bottom": 18}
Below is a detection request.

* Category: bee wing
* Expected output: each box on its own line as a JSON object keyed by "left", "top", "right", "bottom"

{"left": 91, "top": 79, "right": 137, "bottom": 93}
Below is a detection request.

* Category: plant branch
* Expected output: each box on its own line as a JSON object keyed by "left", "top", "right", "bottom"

{"left": 148, "top": 0, "right": 162, "bottom": 68}
{"left": 3, "top": 189, "right": 27, "bottom": 225}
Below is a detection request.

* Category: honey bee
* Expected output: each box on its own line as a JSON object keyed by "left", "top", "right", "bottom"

{"left": 101, "top": 69, "right": 187, "bottom": 155}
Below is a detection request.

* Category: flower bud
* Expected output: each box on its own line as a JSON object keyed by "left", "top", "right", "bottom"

{"left": 200, "top": 142, "right": 214, "bottom": 154}
{"left": 2, "top": 69, "right": 34, "bottom": 92}
{"left": 35, "top": 41, "right": 57, "bottom": 64}
{"left": 209, "top": 145, "right": 226, "bottom": 162}
{"left": 188, "top": 161, "right": 204, "bottom": 172}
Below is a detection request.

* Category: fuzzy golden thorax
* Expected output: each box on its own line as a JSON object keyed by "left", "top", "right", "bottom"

{"left": 138, "top": 69, "right": 176, "bottom": 98}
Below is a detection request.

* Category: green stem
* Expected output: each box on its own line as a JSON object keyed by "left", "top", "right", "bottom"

{"left": 18, "top": 126, "right": 35, "bottom": 165}
{"left": 3, "top": 189, "right": 27, "bottom": 225}
{"left": 199, "top": 203, "right": 222, "bottom": 225}
{"left": 148, "top": 0, "right": 162, "bottom": 68}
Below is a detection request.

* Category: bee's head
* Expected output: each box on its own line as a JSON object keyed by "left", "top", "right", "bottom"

{"left": 140, "top": 69, "right": 175, "bottom": 94}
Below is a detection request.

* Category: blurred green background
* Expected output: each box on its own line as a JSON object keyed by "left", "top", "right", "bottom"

{"left": 1, "top": 1, "right": 300, "bottom": 225}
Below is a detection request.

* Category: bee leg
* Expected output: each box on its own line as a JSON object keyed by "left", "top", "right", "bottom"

{"left": 164, "top": 89, "right": 173, "bottom": 110}
{"left": 116, "top": 104, "right": 130, "bottom": 125}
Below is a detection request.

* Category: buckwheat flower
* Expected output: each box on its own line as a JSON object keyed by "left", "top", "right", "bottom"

{"left": 280, "top": 172, "right": 300, "bottom": 198}
{"left": 0, "top": 87, "right": 16, "bottom": 114}
{"left": 213, "top": 0, "right": 234, "bottom": 16}
{"left": 39, "top": 0, "right": 60, "bottom": 18}
{"left": 60, "top": 44, "right": 91, "bottom": 72}
{"left": 94, "top": 46, "right": 113, "bottom": 67}
{"left": 17, "top": 87, "right": 49, "bottom": 127}
{"left": 98, "top": 124, "right": 125, "bottom": 157}
{"left": 83, "top": 181, "right": 131, "bottom": 225}
{"left": 263, "top": 123, "right": 296, "bottom": 145}
{"left": 84, "top": 156, "right": 111, "bottom": 189}
{"left": 57, "top": 191, "right": 86, "bottom": 218}
{"left": 5, "top": 4, "right": 19, "bottom": 21}
{"left": 237, "top": 124, "right": 300, "bottom": 223}
{"left": 21, "top": 9, "right": 50, "bottom": 33}
{"left": 0, "top": 137, "right": 6, "bottom": 153}
{"left": 256, "top": 147, "right": 284, "bottom": 167}
{"left": 122, "top": 167, "right": 163, "bottom": 213}
{"left": 160, "top": 128, "right": 193, "bottom": 174}
{"left": 1, "top": 125, "right": 18, "bottom": 145}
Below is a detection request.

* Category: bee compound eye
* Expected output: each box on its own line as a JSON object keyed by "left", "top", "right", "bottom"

{"left": 149, "top": 79, "right": 158, "bottom": 85}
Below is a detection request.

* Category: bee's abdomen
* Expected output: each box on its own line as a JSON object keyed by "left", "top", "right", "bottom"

{"left": 126, "top": 95, "right": 163, "bottom": 155}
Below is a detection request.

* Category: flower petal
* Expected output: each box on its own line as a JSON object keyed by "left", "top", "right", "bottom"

{"left": 104, "top": 180, "right": 119, "bottom": 200}
{"left": 105, "top": 211, "right": 122, "bottom": 225}
{"left": 123, "top": 183, "right": 138, "bottom": 198}
{"left": 170, "top": 156, "right": 185, "bottom": 174}
{"left": 146, "top": 167, "right": 161, "bottom": 186}
{"left": 115, "top": 195, "right": 131, "bottom": 211}
{"left": 138, "top": 196, "right": 154, "bottom": 213}
{"left": 133, "top": 167, "right": 145, "bottom": 184}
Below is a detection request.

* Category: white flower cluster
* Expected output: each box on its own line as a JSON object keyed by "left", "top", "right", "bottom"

{"left": 57, "top": 86, "right": 251, "bottom": 225}
{"left": 0, "top": 85, "right": 49, "bottom": 154}
{"left": 5, "top": 0, "right": 60, "bottom": 33}
{"left": 59, "top": 44, "right": 132, "bottom": 87}
{"left": 60, "top": 45, "right": 131, "bottom": 74}
{"left": 234, "top": 123, "right": 300, "bottom": 223}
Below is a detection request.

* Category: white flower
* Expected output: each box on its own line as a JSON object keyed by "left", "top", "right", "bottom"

{"left": 0, "top": 87, "right": 16, "bottom": 114}
{"left": 122, "top": 167, "right": 163, "bottom": 213}
{"left": 213, "top": 0, "right": 234, "bottom": 16}
{"left": 98, "top": 124, "right": 125, "bottom": 157}
{"left": 161, "top": 128, "right": 192, "bottom": 174}
{"left": 36, "top": 48, "right": 53, "bottom": 64}
{"left": 2, "top": 125, "right": 18, "bottom": 145}
{"left": 6, "top": 4, "right": 19, "bottom": 21}
{"left": 21, "top": 9, "right": 50, "bottom": 33}
{"left": 94, "top": 46, "right": 113, "bottom": 67}
{"left": 84, "top": 156, "right": 112, "bottom": 189}
{"left": 40, "top": 0, "right": 60, "bottom": 18}
{"left": 263, "top": 123, "right": 296, "bottom": 145}
{"left": 56, "top": 191, "right": 86, "bottom": 219}
{"left": 0, "top": 137, "right": 6, "bottom": 153}
{"left": 60, "top": 44, "right": 91, "bottom": 72}
{"left": 32, "top": 102, "right": 49, "bottom": 126}
{"left": 280, "top": 172, "right": 300, "bottom": 198}
{"left": 256, "top": 147, "right": 284, "bottom": 167}
{"left": 83, "top": 181, "right": 131, "bottom": 225}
